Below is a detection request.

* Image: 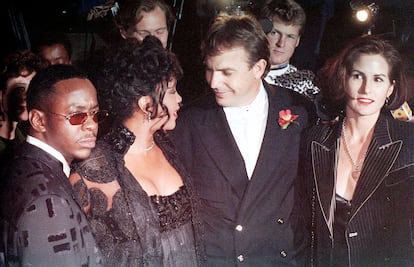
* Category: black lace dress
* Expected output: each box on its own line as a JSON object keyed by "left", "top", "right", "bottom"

{"left": 72, "top": 125, "right": 205, "bottom": 267}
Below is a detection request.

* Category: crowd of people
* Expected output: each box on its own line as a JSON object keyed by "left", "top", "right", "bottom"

{"left": 0, "top": 0, "right": 413, "bottom": 266}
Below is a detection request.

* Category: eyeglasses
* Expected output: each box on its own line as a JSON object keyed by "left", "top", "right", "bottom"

{"left": 48, "top": 110, "right": 109, "bottom": 125}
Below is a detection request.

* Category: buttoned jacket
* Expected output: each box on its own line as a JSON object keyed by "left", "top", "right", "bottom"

{"left": 0, "top": 142, "right": 102, "bottom": 267}
{"left": 300, "top": 115, "right": 414, "bottom": 266}
{"left": 172, "top": 83, "right": 316, "bottom": 266}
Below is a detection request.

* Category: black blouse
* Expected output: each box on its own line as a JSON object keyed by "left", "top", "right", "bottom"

{"left": 332, "top": 194, "right": 352, "bottom": 267}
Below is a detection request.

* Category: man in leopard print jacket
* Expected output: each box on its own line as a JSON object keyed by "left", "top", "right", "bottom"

{"left": 260, "top": 0, "right": 319, "bottom": 100}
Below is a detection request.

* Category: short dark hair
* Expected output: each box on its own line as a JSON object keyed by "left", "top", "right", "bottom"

{"left": 261, "top": 0, "right": 306, "bottom": 35}
{"left": 27, "top": 64, "right": 88, "bottom": 111}
{"left": 316, "top": 35, "right": 407, "bottom": 116}
{"left": 114, "top": 0, "right": 174, "bottom": 31}
{"left": 95, "top": 36, "right": 182, "bottom": 124}
{"left": 0, "top": 50, "right": 42, "bottom": 92}
{"left": 32, "top": 32, "right": 73, "bottom": 60}
{"left": 201, "top": 14, "right": 270, "bottom": 77}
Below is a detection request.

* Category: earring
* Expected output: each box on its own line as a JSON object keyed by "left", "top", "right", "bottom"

{"left": 147, "top": 111, "right": 151, "bottom": 122}
{"left": 385, "top": 97, "right": 390, "bottom": 106}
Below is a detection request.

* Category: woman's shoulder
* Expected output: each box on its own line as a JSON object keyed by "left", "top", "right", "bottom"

{"left": 305, "top": 119, "right": 339, "bottom": 139}
{"left": 385, "top": 115, "right": 414, "bottom": 138}
{"left": 72, "top": 140, "right": 118, "bottom": 183}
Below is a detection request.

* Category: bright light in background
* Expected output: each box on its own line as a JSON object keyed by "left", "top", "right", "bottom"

{"left": 356, "top": 9, "right": 369, "bottom": 22}
{"left": 352, "top": 2, "right": 379, "bottom": 23}
{"left": 350, "top": 2, "right": 380, "bottom": 35}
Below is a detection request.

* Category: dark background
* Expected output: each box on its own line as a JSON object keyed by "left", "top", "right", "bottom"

{"left": 3, "top": 0, "right": 414, "bottom": 103}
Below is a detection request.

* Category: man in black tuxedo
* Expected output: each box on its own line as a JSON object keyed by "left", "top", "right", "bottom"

{"left": 172, "top": 14, "right": 314, "bottom": 266}
{"left": 0, "top": 65, "right": 105, "bottom": 266}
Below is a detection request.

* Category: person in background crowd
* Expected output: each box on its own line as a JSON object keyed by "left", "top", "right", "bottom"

{"left": 0, "top": 50, "right": 42, "bottom": 167}
{"left": 32, "top": 31, "right": 73, "bottom": 66}
{"left": 0, "top": 64, "right": 104, "bottom": 266}
{"left": 172, "top": 14, "right": 315, "bottom": 266}
{"left": 114, "top": 0, "right": 174, "bottom": 49}
{"left": 70, "top": 36, "right": 205, "bottom": 266}
{"left": 84, "top": 0, "right": 174, "bottom": 78}
{"left": 300, "top": 35, "right": 414, "bottom": 266}
{"left": 260, "top": 0, "right": 319, "bottom": 100}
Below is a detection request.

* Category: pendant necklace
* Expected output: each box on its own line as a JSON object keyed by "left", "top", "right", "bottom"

{"left": 342, "top": 119, "right": 368, "bottom": 181}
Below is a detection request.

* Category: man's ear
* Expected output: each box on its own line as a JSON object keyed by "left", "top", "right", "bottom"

{"left": 253, "top": 59, "right": 267, "bottom": 80}
{"left": 295, "top": 36, "right": 301, "bottom": 48}
{"left": 29, "top": 109, "right": 47, "bottom": 133}
{"left": 119, "top": 29, "right": 128, "bottom": 39}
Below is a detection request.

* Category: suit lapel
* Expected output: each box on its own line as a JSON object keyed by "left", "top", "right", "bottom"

{"left": 247, "top": 89, "right": 287, "bottom": 186}
{"left": 244, "top": 84, "right": 309, "bottom": 196}
{"left": 20, "top": 142, "right": 75, "bottom": 196}
{"left": 196, "top": 108, "right": 249, "bottom": 198}
{"left": 24, "top": 143, "right": 65, "bottom": 176}
{"left": 311, "top": 125, "right": 338, "bottom": 233}
{"left": 311, "top": 117, "right": 403, "bottom": 229}
{"left": 351, "top": 117, "right": 402, "bottom": 213}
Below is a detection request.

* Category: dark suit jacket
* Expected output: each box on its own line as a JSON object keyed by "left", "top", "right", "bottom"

{"left": 300, "top": 115, "right": 414, "bottom": 266}
{"left": 172, "top": 83, "right": 315, "bottom": 266}
{"left": 0, "top": 142, "right": 102, "bottom": 267}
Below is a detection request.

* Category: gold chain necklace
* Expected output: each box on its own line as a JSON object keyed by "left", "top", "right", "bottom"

{"left": 342, "top": 119, "right": 368, "bottom": 181}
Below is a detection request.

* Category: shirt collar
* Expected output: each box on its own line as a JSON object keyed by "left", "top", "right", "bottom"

{"left": 267, "top": 64, "right": 295, "bottom": 77}
{"left": 224, "top": 82, "right": 268, "bottom": 115}
{"left": 26, "top": 135, "right": 71, "bottom": 177}
{"left": 270, "top": 63, "right": 288, "bottom": 71}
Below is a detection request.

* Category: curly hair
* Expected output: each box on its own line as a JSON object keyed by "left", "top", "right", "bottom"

{"left": 315, "top": 35, "right": 407, "bottom": 117}
{"left": 96, "top": 36, "right": 182, "bottom": 124}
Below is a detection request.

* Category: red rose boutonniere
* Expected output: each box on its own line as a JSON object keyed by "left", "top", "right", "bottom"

{"left": 278, "top": 109, "right": 299, "bottom": 129}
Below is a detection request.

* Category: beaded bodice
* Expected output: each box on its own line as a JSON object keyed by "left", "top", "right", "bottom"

{"left": 150, "top": 185, "right": 192, "bottom": 232}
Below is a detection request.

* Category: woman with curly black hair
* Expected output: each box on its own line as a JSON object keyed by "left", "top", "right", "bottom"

{"left": 70, "top": 36, "right": 205, "bottom": 266}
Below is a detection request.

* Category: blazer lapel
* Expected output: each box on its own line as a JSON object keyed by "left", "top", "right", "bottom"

{"left": 311, "top": 126, "right": 338, "bottom": 235}
{"left": 22, "top": 142, "right": 75, "bottom": 196}
{"left": 244, "top": 84, "right": 311, "bottom": 197}
{"left": 196, "top": 108, "right": 249, "bottom": 198}
{"left": 351, "top": 117, "right": 402, "bottom": 213}
{"left": 248, "top": 97, "right": 285, "bottom": 186}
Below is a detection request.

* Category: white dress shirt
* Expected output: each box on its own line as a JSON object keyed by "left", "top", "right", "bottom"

{"left": 223, "top": 83, "right": 268, "bottom": 179}
{"left": 26, "top": 135, "right": 71, "bottom": 177}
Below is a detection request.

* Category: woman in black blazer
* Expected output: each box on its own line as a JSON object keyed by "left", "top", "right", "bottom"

{"left": 299, "top": 35, "right": 414, "bottom": 266}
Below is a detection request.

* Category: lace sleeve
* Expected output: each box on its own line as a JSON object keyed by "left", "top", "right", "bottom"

{"left": 73, "top": 143, "right": 119, "bottom": 184}
{"left": 71, "top": 142, "right": 119, "bottom": 214}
